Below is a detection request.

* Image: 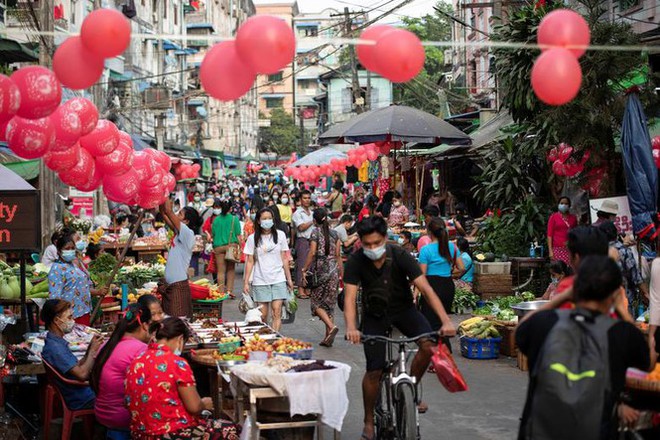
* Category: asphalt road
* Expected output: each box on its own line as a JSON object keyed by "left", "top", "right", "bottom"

{"left": 224, "top": 268, "right": 528, "bottom": 440}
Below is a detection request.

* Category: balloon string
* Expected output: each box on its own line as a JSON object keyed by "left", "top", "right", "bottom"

{"left": 0, "top": 27, "right": 656, "bottom": 53}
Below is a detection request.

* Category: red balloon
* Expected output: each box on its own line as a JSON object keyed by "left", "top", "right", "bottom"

{"left": 531, "top": 48, "right": 582, "bottom": 106}
{"left": 44, "top": 142, "right": 81, "bottom": 173}
{"left": 357, "top": 26, "right": 396, "bottom": 74}
{"left": 0, "top": 119, "right": 10, "bottom": 142}
{"left": 192, "top": 163, "right": 201, "bottom": 172}
{"left": 6, "top": 116, "right": 55, "bottom": 159}
{"left": 367, "top": 149, "right": 379, "bottom": 161}
{"left": 374, "top": 29, "right": 425, "bottom": 83}
{"left": 538, "top": 9, "right": 590, "bottom": 58}
{"left": 201, "top": 41, "right": 256, "bottom": 102}
{"left": 118, "top": 131, "right": 133, "bottom": 147}
{"left": 653, "top": 149, "right": 660, "bottom": 169}
{"left": 152, "top": 150, "right": 172, "bottom": 171}
{"left": 0, "top": 75, "right": 20, "bottom": 122}
{"left": 141, "top": 167, "right": 164, "bottom": 188}
{"left": 59, "top": 148, "right": 95, "bottom": 187}
{"left": 652, "top": 136, "right": 660, "bottom": 151}
{"left": 76, "top": 164, "right": 104, "bottom": 192}
{"left": 62, "top": 98, "right": 98, "bottom": 136}
{"left": 235, "top": 15, "right": 296, "bottom": 74}
{"left": 80, "top": 119, "right": 120, "bottom": 156}
{"left": 11, "top": 66, "right": 62, "bottom": 119}
{"left": 53, "top": 37, "right": 105, "bottom": 90}
{"left": 103, "top": 168, "right": 140, "bottom": 204}
{"left": 80, "top": 8, "right": 131, "bottom": 58}
{"left": 133, "top": 151, "right": 158, "bottom": 181}
{"left": 96, "top": 141, "right": 134, "bottom": 176}
{"left": 137, "top": 184, "right": 164, "bottom": 209}
{"left": 163, "top": 173, "right": 176, "bottom": 192}
{"left": 49, "top": 105, "right": 82, "bottom": 151}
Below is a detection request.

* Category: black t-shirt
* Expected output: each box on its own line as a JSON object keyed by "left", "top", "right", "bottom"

{"left": 516, "top": 309, "right": 650, "bottom": 439}
{"left": 455, "top": 214, "right": 474, "bottom": 234}
{"left": 344, "top": 244, "right": 422, "bottom": 314}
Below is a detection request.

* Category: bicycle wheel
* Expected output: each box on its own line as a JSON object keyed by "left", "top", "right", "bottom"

{"left": 375, "top": 379, "right": 393, "bottom": 440}
{"left": 395, "top": 382, "right": 418, "bottom": 440}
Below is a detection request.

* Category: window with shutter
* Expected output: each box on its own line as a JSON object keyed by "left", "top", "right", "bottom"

{"left": 370, "top": 88, "right": 379, "bottom": 108}
{"left": 341, "top": 88, "right": 352, "bottom": 113}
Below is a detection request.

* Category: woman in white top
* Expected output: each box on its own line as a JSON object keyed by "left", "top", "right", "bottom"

{"left": 243, "top": 208, "right": 294, "bottom": 331}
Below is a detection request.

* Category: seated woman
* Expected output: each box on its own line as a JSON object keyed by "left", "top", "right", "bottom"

{"left": 41, "top": 299, "right": 103, "bottom": 410}
{"left": 137, "top": 294, "right": 165, "bottom": 322}
{"left": 125, "top": 317, "right": 240, "bottom": 440}
{"left": 91, "top": 303, "right": 153, "bottom": 439}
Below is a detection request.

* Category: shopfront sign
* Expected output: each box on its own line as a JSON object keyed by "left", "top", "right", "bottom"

{"left": 0, "top": 192, "right": 41, "bottom": 251}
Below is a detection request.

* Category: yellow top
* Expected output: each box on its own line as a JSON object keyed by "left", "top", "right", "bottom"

{"left": 278, "top": 204, "right": 293, "bottom": 223}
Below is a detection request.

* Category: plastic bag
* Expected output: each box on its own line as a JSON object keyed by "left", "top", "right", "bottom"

{"left": 431, "top": 342, "right": 468, "bottom": 392}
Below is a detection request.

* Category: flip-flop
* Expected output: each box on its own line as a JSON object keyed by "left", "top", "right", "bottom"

{"left": 325, "top": 327, "right": 339, "bottom": 347}
{"left": 360, "top": 433, "right": 374, "bottom": 440}
{"left": 418, "top": 401, "right": 428, "bottom": 414}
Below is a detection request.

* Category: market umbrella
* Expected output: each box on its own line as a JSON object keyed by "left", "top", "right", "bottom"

{"left": 620, "top": 93, "right": 657, "bottom": 235}
{"left": 318, "top": 104, "right": 471, "bottom": 146}
{"left": 289, "top": 146, "right": 348, "bottom": 167}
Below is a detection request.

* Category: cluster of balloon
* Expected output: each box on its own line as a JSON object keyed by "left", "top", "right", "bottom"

{"left": 651, "top": 136, "right": 660, "bottom": 169}
{"left": 247, "top": 163, "right": 263, "bottom": 173}
{"left": 531, "top": 9, "right": 590, "bottom": 106}
{"left": 581, "top": 166, "right": 607, "bottom": 198}
{"left": 174, "top": 163, "right": 201, "bottom": 180}
{"left": 53, "top": 9, "right": 131, "bottom": 89}
{"left": 346, "top": 143, "right": 381, "bottom": 168}
{"left": 201, "top": 15, "right": 295, "bottom": 102}
{"left": 547, "top": 143, "right": 590, "bottom": 177}
{"left": 356, "top": 25, "right": 425, "bottom": 83}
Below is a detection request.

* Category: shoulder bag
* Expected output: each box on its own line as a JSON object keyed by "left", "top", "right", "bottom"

{"left": 225, "top": 216, "right": 241, "bottom": 263}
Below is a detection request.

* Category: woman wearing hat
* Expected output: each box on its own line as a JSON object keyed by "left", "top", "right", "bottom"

{"left": 547, "top": 196, "right": 578, "bottom": 264}
{"left": 592, "top": 199, "right": 619, "bottom": 226}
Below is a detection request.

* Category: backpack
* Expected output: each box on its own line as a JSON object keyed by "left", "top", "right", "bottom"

{"left": 524, "top": 309, "right": 616, "bottom": 440}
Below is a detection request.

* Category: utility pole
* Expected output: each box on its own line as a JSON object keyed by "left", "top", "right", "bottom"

{"left": 38, "top": 0, "right": 55, "bottom": 248}
{"left": 343, "top": 7, "right": 364, "bottom": 114}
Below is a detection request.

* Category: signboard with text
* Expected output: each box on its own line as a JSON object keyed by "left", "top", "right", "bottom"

{"left": 0, "top": 192, "right": 41, "bottom": 251}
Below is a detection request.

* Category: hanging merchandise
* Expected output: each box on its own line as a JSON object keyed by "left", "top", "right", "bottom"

{"left": 400, "top": 156, "right": 411, "bottom": 173}
{"left": 346, "top": 166, "right": 358, "bottom": 184}
{"left": 380, "top": 156, "right": 390, "bottom": 179}
{"left": 432, "top": 169, "right": 440, "bottom": 190}
{"left": 358, "top": 161, "right": 369, "bottom": 183}
{"left": 368, "top": 159, "right": 380, "bottom": 183}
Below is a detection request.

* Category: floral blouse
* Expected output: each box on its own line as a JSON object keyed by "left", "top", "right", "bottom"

{"left": 388, "top": 205, "right": 410, "bottom": 227}
{"left": 125, "top": 343, "right": 199, "bottom": 438}
{"left": 47, "top": 261, "right": 92, "bottom": 319}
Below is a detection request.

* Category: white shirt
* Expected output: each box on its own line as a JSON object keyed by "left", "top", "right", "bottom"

{"left": 292, "top": 208, "right": 314, "bottom": 239}
{"left": 41, "top": 244, "right": 59, "bottom": 269}
{"left": 649, "top": 258, "right": 660, "bottom": 326}
{"left": 243, "top": 230, "right": 289, "bottom": 286}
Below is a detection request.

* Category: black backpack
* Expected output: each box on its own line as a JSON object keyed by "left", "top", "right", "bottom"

{"left": 524, "top": 309, "right": 616, "bottom": 440}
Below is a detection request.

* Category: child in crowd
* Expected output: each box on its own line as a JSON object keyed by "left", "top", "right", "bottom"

{"left": 542, "top": 260, "right": 570, "bottom": 300}
{"left": 397, "top": 231, "right": 417, "bottom": 254}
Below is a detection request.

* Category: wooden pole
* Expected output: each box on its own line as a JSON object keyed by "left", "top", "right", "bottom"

{"left": 89, "top": 211, "right": 145, "bottom": 325}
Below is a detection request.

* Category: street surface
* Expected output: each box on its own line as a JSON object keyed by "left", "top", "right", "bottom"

{"left": 225, "top": 268, "right": 528, "bottom": 440}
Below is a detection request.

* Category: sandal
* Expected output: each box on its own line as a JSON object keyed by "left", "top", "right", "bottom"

{"left": 418, "top": 401, "right": 428, "bottom": 414}
{"left": 324, "top": 327, "right": 339, "bottom": 347}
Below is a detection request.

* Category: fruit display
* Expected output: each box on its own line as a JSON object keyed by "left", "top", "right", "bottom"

{"left": 459, "top": 317, "right": 500, "bottom": 339}
{"left": 647, "top": 363, "right": 660, "bottom": 382}
{"left": 240, "top": 334, "right": 274, "bottom": 354}
{"left": 272, "top": 337, "right": 312, "bottom": 354}
{"left": 190, "top": 278, "right": 227, "bottom": 300}
{"left": 220, "top": 336, "right": 241, "bottom": 344}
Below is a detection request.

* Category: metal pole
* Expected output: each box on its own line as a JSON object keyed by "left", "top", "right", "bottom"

{"left": 345, "top": 7, "right": 364, "bottom": 114}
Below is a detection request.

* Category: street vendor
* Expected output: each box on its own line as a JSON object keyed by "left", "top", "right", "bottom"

{"left": 48, "top": 231, "right": 107, "bottom": 325}
{"left": 158, "top": 199, "right": 201, "bottom": 319}
{"left": 387, "top": 191, "right": 409, "bottom": 227}
{"left": 547, "top": 196, "right": 578, "bottom": 264}
{"left": 41, "top": 299, "right": 103, "bottom": 410}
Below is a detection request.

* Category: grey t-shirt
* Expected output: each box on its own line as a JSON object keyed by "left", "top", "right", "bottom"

{"left": 164, "top": 223, "right": 195, "bottom": 284}
{"left": 334, "top": 224, "right": 348, "bottom": 243}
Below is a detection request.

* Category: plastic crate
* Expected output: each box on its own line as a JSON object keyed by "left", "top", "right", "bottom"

{"left": 217, "top": 340, "right": 241, "bottom": 354}
{"left": 460, "top": 336, "right": 502, "bottom": 360}
{"left": 297, "top": 348, "right": 313, "bottom": 360}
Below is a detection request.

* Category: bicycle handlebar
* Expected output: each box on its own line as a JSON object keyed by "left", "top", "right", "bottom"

{"left": 360, "top": 331, "right": 442, "bottom": 344}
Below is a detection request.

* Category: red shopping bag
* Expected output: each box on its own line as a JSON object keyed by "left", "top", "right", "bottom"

{"left": 431, "top": 342, "right": 468, "bottom": 392}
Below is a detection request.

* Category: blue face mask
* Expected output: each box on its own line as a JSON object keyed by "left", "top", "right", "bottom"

{"left": 558, "top": 203, "right": 569, "bottom": 213}
{"left": 76, "top": 241, "right": 87, "bottom": 252}
{"left": 61, "top": 250, "right": 77, "bottom": 262}
{"left": 261, "top": 219, "right": 274, "bottom": 230}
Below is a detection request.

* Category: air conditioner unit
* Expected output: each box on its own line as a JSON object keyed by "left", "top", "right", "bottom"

{"left": 142, "top": 86, "right": 172, "bottom": 110}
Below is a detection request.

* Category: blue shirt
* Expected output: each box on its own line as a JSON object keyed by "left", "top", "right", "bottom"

{"left": 165, "top": 223, "right": 195, "bottom": 284}
{"left": 418, "top": 242, "right": 457, "bottom": 277}
{"left": 461, "top": 252, "right": 474, "bottom": 283}
{"left": 41, "top": 332, "right": 95, "bottom": 410}
{"left": 48, "top": 262, "right": 92, "bottom": 319}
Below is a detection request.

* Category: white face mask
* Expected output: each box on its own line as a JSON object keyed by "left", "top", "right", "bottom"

{"left": 58, "top": 317, "right": 75, "bottom": 334}
{"left": 397, "top": 237, "right": 405, "bottom": 245}
{"left": 281, "top": 197, "right": 289, "bottom": 204}
{"left": 213, "top": 208, "right": 222, "bottom": 216}
{"left": 363, "top": 244, "right": 386, "bottom": 261}
{"left": 261, "top": 219, "right": 274, "bottom": 230}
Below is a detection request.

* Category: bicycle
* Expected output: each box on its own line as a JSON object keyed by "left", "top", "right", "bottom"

{"left": 361, "top": 331, "right": 440, "bottom": 440}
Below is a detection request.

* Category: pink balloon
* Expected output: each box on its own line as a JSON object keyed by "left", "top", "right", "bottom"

{"left": 141, "top": 167, "right": 164, "bottom": 188}
{"left": 96, "top": 141, "right": 134, "bottom": 176}
{"left": 49, "top": 105, "right": 82, "bottom": 151}
{"left": 53, "top": 37, "right": 104, "bottom": 90}
{"left": 11, "top": 66, "right": 62, "bottom": 119}
{"left": 44, "top": 142, "right": 81, "bottom": 173}
{"left": 192, "top": 163, "right": 201, "bottom": 172}
{"left": 163, "top": 173, "right": 176, "bottom": 192}
{"left": 62, "top": 98, "right": 98, "bottom": 136}
{"left": 235, "top": 15, "right": 296, "bottom": 74}
{"left": 201, "top": 41, "right": 256, "bottom": 102}
{"left": 653, "top": 136, "right": 660, "bottom": 151}
{"left": 76, "top": 164, "right": 104, "bottom": 192}
{"left": 0, "top": 75, "right": 20, "bottom": 122}
{"left": 118, "top": 131, "right": 133, "bottom": 147}
{"left": 367, "top": 149, "right": 379, "bottom": 161}
{"left": 133, "top": 151, "right": 158, "bottom": 181}
{"left": 0, "top": 119, "right": 10, "bottom": 142}
{"left": 80, "top": 119, "right": 120, "bottom": 156}
{"left": 374, "top": 29, "right": 425, "bottom": 83}
{"left": 6, "top": 116, "right": 55, "bottom": 159}
{"left": 357, "top": 26, "right": 396, "bottom": 74}
{"left": 103, "top": 168, "right": 140, "bottom": 204}
{"left": 538, "top": 9, "right": 590, "bottom": 58}
{"left": 80, "top": 8, "right": 131, "bottom": 58}
{"left": 152, "top": 150, "right": 172, "bottom": 171}
{"left": 531, "top": 48, "right": 582, "bottom": 106}
{"left": 59, "top": 148, "right": 95, "bottom": 187}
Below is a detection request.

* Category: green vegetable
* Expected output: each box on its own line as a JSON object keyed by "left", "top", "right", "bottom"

{"left": 7, "top": 276, "right": 20, "bottom": 299}
{"left": 473, "top": 306, "right": 493, "bottom": 315}
{"left": 0, "top": 277, "right": 12, "bottom": 299}
{"left": 89, "top": 253, "right": 118, "bottom": 286}
{"left": 453, "top": 288, "right": 480, "bottom": 314}
{"left": 286, "top": 297, "right": 298, "bottom": 314}
{"left": 28, "top": 292, "right": 49, "bottom": 299}
{"left": 496, "top": 309, "right": 516, "bottom": 322}
{"left": 30, "top": 279, "right": 49, "bottom": 295}
{"left": 520, "top": 291, "right": 536, "bottom": 302}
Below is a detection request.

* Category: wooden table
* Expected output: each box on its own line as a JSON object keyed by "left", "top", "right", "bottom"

{"left": 509, "top": 257, "right": 548, "bottom": 287}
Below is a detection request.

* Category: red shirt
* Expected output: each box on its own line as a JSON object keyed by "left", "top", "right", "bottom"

{"left": 547, "top": 212, "right": 578, "bottom": 248}
{"left": 202, "top": 214, "right": 217, "bottom": 236}
{"left": 125, "top": 343, "right": 198, "bottom": 438}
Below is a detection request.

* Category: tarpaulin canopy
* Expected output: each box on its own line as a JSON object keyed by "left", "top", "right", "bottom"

{"left": 621, "top": 93, "right": 657, "bottom": 235}
{"left": 289, "top": 146, "right": 347, "bottom": 167}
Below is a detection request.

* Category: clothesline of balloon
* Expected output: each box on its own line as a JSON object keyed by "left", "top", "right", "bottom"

{"left": 1, "top": 27, "right": 657, "bottom": 53}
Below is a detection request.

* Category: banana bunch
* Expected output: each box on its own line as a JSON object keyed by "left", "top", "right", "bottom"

{"left": 88, "top": 227, "right": 105, "bottom": 245}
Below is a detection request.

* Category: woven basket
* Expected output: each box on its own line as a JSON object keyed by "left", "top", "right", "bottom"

{"left": 626, "top": 377, "right": 660, "bottom": 393}
{"left": 190, "top": 348, "right": 219, "bottom": 368}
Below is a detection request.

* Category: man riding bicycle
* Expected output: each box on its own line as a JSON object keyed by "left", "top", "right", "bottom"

{"left": 343, "top": 217, "right": 456, "bottom": 440}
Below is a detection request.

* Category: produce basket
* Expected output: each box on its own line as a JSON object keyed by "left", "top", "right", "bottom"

{"left": 460, "top": 336, "right": 502, "bottom": 360}
{"left": 297, "top": 348, "right": 313, "bottom": 360}
{"left": 190, "top": 283, "right": 211, "bottom": 300}
{"left": 217, "top": 340, "right": 241, "bottom": 354}
{"left": 473, "top": 274, "right": 512, "bottom": 299}
{"left": 190, "top": 348, "right": 219, "bottom": 367}
{"left": 493, "top": 322, "right": 517, "bottom": 357}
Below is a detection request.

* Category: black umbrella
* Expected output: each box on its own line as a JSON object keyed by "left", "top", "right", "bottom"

{"left": 319, "top": 104, "right": 471, "bottom": 145}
